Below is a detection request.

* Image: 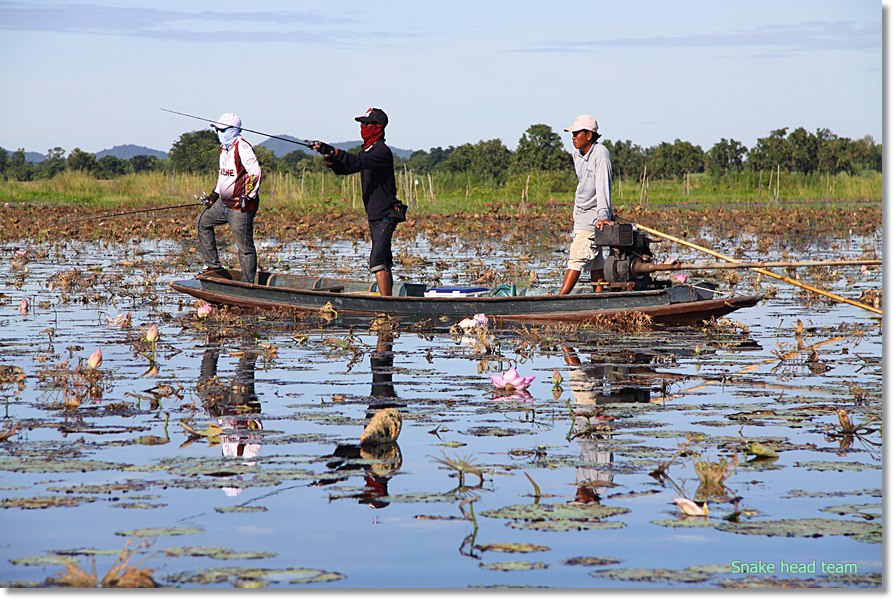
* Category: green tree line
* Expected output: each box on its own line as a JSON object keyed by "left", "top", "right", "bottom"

{"left": 1, "top": 123, "right": 880, "bottom": 184}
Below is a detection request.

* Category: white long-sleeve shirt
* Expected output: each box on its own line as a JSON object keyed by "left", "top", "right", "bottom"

{"left": 571, "top": 143, "right": 613, "bottom": 232}
{"left": 214, "top": 137, "right": 262, "bottom": 211}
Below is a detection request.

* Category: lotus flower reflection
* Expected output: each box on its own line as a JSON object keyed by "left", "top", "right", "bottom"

{"left": 490, "top": 367, "right": 535, "bottom": 392}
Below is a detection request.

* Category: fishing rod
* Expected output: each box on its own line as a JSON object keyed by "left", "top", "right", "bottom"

{"left": 161, "top": 108, "right": 316, "bottom": 149}
{"left": 71, "top": 202, "right": 204, "bottom": 224}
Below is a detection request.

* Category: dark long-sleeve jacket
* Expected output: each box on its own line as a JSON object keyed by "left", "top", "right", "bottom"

{"left": 326, "top": 141, "right": 399, "bottom": 221}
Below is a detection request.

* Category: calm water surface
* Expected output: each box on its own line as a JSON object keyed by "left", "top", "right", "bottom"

{"left": 0, "top": 231, "right": 882, "bottom": 588}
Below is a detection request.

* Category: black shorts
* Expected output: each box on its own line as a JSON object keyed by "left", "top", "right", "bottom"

{"left": 368, "top": 217, "right": 398, "bottom": 273}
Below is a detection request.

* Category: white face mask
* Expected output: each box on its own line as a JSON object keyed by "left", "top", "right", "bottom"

{"left": 217, "top": 127, "right": 240, "bottom": 147}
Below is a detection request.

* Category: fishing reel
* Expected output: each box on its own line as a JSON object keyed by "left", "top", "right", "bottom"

{"left": 590, "top": 223, "right": 664, "bottom": 289}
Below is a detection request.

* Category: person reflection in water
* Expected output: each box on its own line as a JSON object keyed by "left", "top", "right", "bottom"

{"left": 197, "top": 345, "right": 263, "bottom": 496}
{"left": 563, "top": 346, "right": 617, "bottom": 504}
{"left": 318, "top": 330, "right": 404, "bottom": 510}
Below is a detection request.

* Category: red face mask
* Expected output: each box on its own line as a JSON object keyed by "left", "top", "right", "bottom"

{"left": 360, "top": 124, "right": 385, "bottom": 149}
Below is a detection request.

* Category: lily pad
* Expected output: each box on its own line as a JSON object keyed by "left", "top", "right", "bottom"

{"left": 463, "top": 427, "right": 532, "bottom": 437}
{"left": 215, "top": 505, "right": 268, "bottom": 513}
{"left": 562, "top": 556, "right": 622, "bottom": 567}
{"left": 507, "top": 520, "right": 626, "bottom": 532}
{"left": 793, "top": 461, "right": 880, "bottom": 472}
{"left": 715, "top": 518, "right": 881, "bottom": 543}
{"left": 476, "top": 542, "right": 550, "bottom": 553}
{"left": 115, "top": 527, "right": 204, "bottom": 538}
{"left": 162, "top": 546, "right": 276, "bottom": 560}
{"left": 0, "top": 495, "right": 97, "bottom": 509}
{"left": 165, "top": 567, "right": 344, "bottom": 587}
{"left": 819, "top": 503, "right": 882, "bottom": 520}
{"left": 479, "top": 561, "right": 549, "bottom": 571}
{"left": 481, "top": 503, "right": 629, "bottom": 521}
{"left": 591, "top": 563, "right": 729, "bottom": 583}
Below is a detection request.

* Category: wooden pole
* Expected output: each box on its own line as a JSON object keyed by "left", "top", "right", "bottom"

{"left": 630, "top": 221, "right": 883, "bottom": 316}
{"left": 644, "top": 259, "right": 882, "bottom": 271}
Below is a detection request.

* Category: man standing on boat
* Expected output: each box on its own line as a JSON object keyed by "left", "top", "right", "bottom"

{"left": 196, "top": 112, "right": 262, "bottom": 284}
{"left": 558, "top": 114, "right": 613, "bottom": 295}
{"left": 313, "top": 108, "right": 407, "bottom": 297}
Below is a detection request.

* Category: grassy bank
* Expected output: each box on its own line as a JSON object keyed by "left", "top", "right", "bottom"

{"left": 0, "top": 169, "right": 881, "bottom": 214}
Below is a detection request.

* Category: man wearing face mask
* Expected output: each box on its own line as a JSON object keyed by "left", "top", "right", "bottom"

{"left": 312, "top": 108, "right": 407, "bottom": 296}
{"left": 196, "top": 112, "right": 262, "bottom": 283}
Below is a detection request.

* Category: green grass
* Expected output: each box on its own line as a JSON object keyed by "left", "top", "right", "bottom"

{"left": 0, "top": 169, "right": 881, "bottom": 214}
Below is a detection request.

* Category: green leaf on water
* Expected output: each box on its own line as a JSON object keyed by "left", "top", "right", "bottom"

{"left": 115, "top": 527, "right": 204, "bottom": 537}
{"left": 479, "top": 561, "right": 549, "bottom": 571}
{"left": 477, "top": 542, "right": 550, "bottom": 554}
{"left": 162, "top": 546, "right": 276, "bottom": 560}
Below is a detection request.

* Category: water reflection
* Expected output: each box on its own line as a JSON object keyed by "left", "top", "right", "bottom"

{"left": 196, "top": 344, "right": 264, "bottom": 496}
{"left": 319, "top": 330, "right": 404, "bottom": 510}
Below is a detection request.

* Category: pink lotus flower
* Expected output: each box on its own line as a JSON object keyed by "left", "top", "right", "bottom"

{"left": 490, "top": 366, "right": 535, "bottom": 391}
{"left": 18, "top": 298, "right": 28, "bottom": 315}
{"left": 458, "top": 312, "right": 488, "bottom": 331}
{"left": 675, "top": 273, "right": 688, "bottom": 284}
{"left": 145, "top": 324, "right": 159, "bottom": 343}
{"left": 87, "top": 348, "right": 102, "bottom": 369}
{"left": 196, "top": 303, "right": 213, "bottom": 319}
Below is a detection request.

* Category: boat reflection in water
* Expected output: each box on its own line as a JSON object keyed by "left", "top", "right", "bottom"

{"left": 318, "top": 330, "right": 404, "bottom": 511}
{"left": 196, "top": 344, "right": 264, "bottom": 497}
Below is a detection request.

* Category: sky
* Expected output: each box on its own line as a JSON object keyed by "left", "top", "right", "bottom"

{"left": 0, "top": 0, "right": 884, "bottom": 156}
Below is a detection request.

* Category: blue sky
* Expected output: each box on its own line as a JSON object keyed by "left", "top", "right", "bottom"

{"left": 0, "top": 0, "right": 884, "bottom": 155}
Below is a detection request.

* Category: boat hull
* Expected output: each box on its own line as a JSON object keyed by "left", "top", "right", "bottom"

{"left": 170, "top": 271, "right": 762, "bottom": 325}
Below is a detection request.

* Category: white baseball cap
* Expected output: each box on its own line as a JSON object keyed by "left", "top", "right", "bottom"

{"left": 211, "top": 112, "right": 242, "bottom": 130}
{"left": 564, "top": 114, "right": 599, "bottom": 133}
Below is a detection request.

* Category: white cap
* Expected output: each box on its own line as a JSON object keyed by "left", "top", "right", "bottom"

{"left": 211, "top": 112, "right": 242, "bottom": 130}
{"left": 564, "top": 114, "right": 599, "bottom": 133}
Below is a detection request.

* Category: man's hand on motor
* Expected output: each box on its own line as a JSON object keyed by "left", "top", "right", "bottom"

{"left": 594, "top": 219, "right": 613, "bottom": 231}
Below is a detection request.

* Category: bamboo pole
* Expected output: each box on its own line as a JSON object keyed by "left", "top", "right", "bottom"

{"left": 630, "top": 221, "right": 883, "bottom": 316}
{"left": 643, "top": 259, "right": 882, "bottom": 271}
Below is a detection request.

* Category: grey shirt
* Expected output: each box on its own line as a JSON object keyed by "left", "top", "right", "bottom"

{"left": 571, "top": 143, "right": 613, "bottom": 232}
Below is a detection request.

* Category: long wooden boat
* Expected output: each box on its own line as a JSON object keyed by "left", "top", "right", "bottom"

{"left": 170, "top": 270, "right": 762, "bottom": 325}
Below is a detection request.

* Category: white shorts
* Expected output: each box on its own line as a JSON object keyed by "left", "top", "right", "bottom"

{"left": 567, "top": 230, "right": 604, "bottom": 272}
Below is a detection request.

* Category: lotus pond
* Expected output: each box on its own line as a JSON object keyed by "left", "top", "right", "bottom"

{"left": 0, "top": 224, "right": 883, "bottom": 589}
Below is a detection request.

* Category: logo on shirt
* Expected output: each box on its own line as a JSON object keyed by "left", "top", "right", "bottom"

{"left": 220, "top": 168, "right": 235, "bottom": 176}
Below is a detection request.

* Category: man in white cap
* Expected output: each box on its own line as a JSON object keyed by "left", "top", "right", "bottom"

{"left": 559, "top": 114, "right": 613, "bottom": 294}
{"left": 196, "top": 112, "right": 262, "bottom": 283}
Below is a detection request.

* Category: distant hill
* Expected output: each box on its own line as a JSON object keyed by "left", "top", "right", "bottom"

{"left": 259, "top": 135, "right": 413, "bottom": 159}
{"left": 96, "top": 145, "right": 167, "bottom": 160}
{"left": 25, "top": 151, "right": 45, "bottom": 163}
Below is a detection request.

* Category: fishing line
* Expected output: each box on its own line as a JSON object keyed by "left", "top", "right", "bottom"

{"left": 2, "top": 78, "right": 315, "bottom": 147}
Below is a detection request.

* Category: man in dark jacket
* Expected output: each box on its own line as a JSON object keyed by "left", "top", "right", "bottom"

{"left": 313, "top": 108, "right": 406, "bottom": 296}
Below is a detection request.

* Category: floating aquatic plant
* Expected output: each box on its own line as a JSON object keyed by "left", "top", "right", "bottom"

{"left": 44, "top": 539, "right": 158, "bottom": 588}
{"left": 432, "top": 453, "right": 485, "bottom": 488}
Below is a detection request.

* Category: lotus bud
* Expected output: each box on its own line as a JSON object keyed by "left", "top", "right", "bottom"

{"left": 145, "top": 324, "right": 159, "bottom": 343}
{"left": 18, "top": 298, "right": 28, "bottom": 315}
{"left": 551, "top": 369, "right": 563, "bottom": 387}
{"left": 87, "top": 348, "right": 103, "bottom": 369}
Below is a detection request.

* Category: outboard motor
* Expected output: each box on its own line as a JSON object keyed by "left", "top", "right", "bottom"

{"left": 590, "top": 223, "right": 667, "bottom": 291}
